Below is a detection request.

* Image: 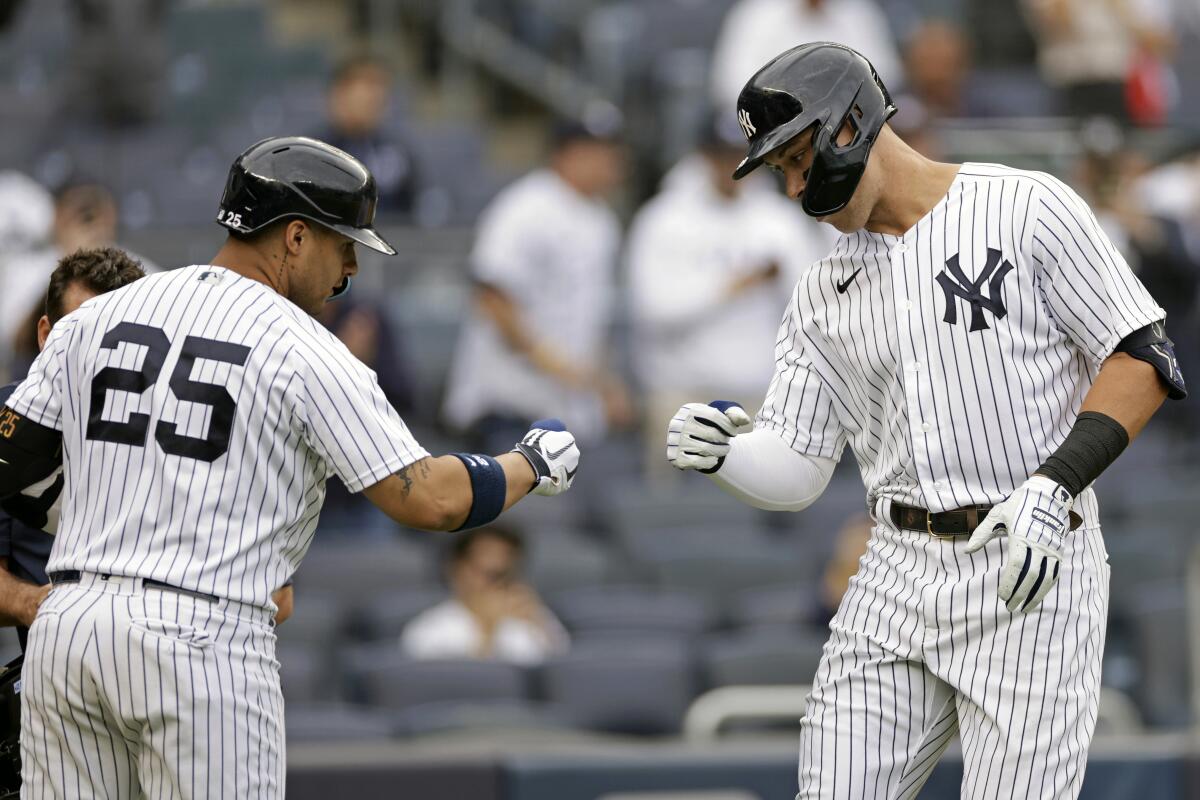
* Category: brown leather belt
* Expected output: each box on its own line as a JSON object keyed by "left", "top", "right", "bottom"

{"left": 890, "top": 503, "right": 1082, "bottom": 538}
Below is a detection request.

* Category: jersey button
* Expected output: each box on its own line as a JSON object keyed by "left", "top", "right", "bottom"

{"left": 919, "top": 422, "right": 932, "bottom": 432}
{"left": 933, "top": 480, "right": 946, "bottom": 490}
{"left": 894, "top": 242, "right": 908, "bottom": 254}
{"left": 900, "top": 300, "right": 914, "bottom": 312}
{"left": 908, "top": 361, "right": 923, "bottom": 372}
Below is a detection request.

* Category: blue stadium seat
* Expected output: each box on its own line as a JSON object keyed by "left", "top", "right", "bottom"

{"left": 550, "top": 584, "right": 715, "bottom": 637}
{"left": 351, "top": 587, "right": 449, "bottom": 642}
{"left": 285, "top": 702, "right": 396, "bottom": 742}
{"left": 700, "top": 628, "right": 827, "bottom": 689}
{"left": 345, "top": 646, "right": 530, "bottom": 712}
{"left": 540, "top": 639, "right": 695, "bottom": 734}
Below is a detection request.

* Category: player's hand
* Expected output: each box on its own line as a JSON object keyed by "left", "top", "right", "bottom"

{"left": 512, "top": 418, "right": 579, "bottom": 497}
{"left": 666, "top": 401, "right": 753, "bottom": 473}
{"left": 965, "top": 475, "right": 1073, "bottom": 613}
{"left": 17, "top": 583, "right": 52, "bottom": 628}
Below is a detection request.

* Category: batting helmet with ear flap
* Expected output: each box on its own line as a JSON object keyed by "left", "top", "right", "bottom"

{"left": 732, "top": 42, "right": 896, "bottom": 217}
{"left": 217, "top": 136, "right": 396, "bottom": 256}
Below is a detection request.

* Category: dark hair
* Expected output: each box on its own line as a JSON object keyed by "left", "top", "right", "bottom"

{"left": 45, "top": 246, "right": 145, "bottom": 323}
{"left": 446, "top": 525, "right": 525, "bottom": 567}
{"left": 330, "top": 55, "right": 389, "bottom": 88}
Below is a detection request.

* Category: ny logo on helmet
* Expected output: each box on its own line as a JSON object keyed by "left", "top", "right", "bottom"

{"left": 935, "top": 248, "right": 1013, "bottom": 332}
{"left": 738, "top": 109, "right": 756, "bottom": 139}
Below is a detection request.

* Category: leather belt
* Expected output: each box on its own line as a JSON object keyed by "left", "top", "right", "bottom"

{"left": 50, "top": 571, "right": 220, "bottom": 604}
{"left": 890, "top": 503, "right": 1082, "bottom": 538}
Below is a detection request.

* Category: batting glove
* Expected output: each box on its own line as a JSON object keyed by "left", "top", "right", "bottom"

{"left": 965, "top": 475, "right": 1073, "bottom": 613}
{"left": 512, "top": 418, "right": 579, "bottom": 497}
{"left": 666, "top": 401, "right": 754, "bottom": 474}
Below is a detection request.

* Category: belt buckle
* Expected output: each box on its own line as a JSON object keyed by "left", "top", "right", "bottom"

{"left": 925, "top": 512, "right": 955, "bottom": 540}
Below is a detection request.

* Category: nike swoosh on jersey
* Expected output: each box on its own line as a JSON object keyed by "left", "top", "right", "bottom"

{"left": 836, "top": 268, "right": 863, "bottom": 294}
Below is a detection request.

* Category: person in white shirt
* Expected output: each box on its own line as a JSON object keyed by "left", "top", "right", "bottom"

{"left": 710, "top": 0, "right": 903, "bottom": 111}
{"left": 402, "top": 526, "right": 569, "bottom": 666}
{"left": 628, "top": 114, "right": 835, "bottom": 474}
{"left": 443, "top": 121, "right": 632, "bottom": 452}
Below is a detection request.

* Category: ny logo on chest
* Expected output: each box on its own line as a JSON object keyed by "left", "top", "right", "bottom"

{"left": 935, "top": 247, "right": 1014, "bottom": 332}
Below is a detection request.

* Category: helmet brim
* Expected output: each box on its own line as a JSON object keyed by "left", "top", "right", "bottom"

{"left": 731, "top": 117, "right": 817, "bottom": 180}
{"left": 332, "top": 223, "right": 397, "bottom": 256}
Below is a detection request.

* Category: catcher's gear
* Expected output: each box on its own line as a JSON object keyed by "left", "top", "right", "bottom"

{"left": 216, "top": 135, "right": 396, "bottom": 256}
{"left": 666, "top": 401, "right": 753, "bottom": 474}
{"left": 512, "top": 419, "right": 579, "bottom": 496}
{"left": 965, "top": 475, "right": 1074, "bottom": 613}
{"left": 732, "top": 42, "right": 896, "bottom": 217}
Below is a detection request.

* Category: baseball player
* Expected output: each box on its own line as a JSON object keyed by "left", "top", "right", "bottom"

{"left": 668, "top": 43, "right": 1185, "bottom": 799}
{"left": 0, "top": 136, "right": 580, "bottom": 799}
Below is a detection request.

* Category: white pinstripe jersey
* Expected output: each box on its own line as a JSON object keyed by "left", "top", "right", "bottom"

{"left": 757, "top": 163, "right": 1166, "bottom": 514}
{"left": 6, "top": 266, "right": 428, "bottom": 606}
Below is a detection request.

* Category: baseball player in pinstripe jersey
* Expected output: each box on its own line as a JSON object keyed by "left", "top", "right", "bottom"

{"left": 669, "top": 44, "right": 1186, "bottom": 799}
{"left": 0, "top": 136, "right": 580, "bottom": 799}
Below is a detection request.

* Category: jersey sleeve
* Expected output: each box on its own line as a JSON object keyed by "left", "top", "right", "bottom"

{"left": 1030, "top": 176, "right": 1167, "bottom": 367}
{"left": 754, "top": 295, "right": 847, "bottom": 460}
{"left": 4, "top": 317, "right": 75, "bottom": 431}
{"left": 294, "top": 334, "right": 430, "bottom": 493}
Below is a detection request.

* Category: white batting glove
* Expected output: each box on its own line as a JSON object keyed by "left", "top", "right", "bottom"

{"left": 666, "top": 401, "right": 754, "bottom": 473}
{"left": 512, "top": 418, "right": 579, "bottom": 497}
{"left": 965, "top": 475, "right": 1073, "bottom": 613}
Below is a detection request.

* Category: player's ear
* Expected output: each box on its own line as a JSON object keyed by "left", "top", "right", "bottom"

{"left": 283, "top": 219, "right": 309, "bottom": 256}
{"left": 36, "top": 315, "right": 52, "bottom": 351}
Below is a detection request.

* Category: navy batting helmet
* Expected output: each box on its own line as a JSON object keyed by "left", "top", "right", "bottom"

{"left": 732, "top": 42, "right": 896, "bottom": 217}
{"left": 217, "top": 136, "right": 396, "bottom": 256}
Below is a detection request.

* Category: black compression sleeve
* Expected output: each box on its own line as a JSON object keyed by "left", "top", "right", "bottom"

{"left": 0, "top": 406, "right": 62, "bottom": 500}
{"left": 1036, "top": 411, "right": 1129, "bottom": 498}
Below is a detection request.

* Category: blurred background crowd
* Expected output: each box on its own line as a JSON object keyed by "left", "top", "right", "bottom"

{"left": 1, "top": 0, "right": 1199, "bottom": 761}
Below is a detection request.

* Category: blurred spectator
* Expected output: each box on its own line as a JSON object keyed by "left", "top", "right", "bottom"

{"left": 901, "top": 20, "right": 975, "bottom": 119}
{"left": 316, "top": 56, "right": 420, "bottom": 218}
{"left": 1022, "top": 0, "right": 1176, "bottom": 125}
{"left": 710, "top": 0, "right": 903, "bottom": 111}
{"left": 63, "top": 0, "right": 169, "bottom": 127}
{"left": 627, "top": 114, "right": 834, "bottom": 473}
{"left": 442, "top": 120, "right": 631, "bottom": 452}
{"left": 401, "top": 526, "right": 569, "bottom": 665}
{"left": 2, "top": 179, "right": 158, "bottom": 378}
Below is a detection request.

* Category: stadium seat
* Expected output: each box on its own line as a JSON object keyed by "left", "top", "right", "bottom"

{"left": 284, "top": 702, "right": 396, "bottom": 742}
{"left": 729, "top": 583, "right": 815, "bottom": 630}
{"left": 293, "top": 541, "right": 436, "bottom": 605}
{"left": 540, "top": 640, "right": 695, "bottom": 735}
{"left": 652, "top": 553, "right": 799, "bottom": 607}
{"left": 525, "top": 531, "right": 615, "bottom": 594}
{"left": 344, "top": 646, "right": 530, "bottom": 712}
{"left": 550, "top": 584, "right": 715, "bottom": 638}
{"left": 700, "top": 628, "right": 827, "bottom": 689}
{"left": 274, "top": 591, "right": 349, "bottom": 650}
{"left": 278, "top": 643, "right": 336, "bottom": 705}
{"left": 351, "top": 586, "right": 449, "bottom": 642}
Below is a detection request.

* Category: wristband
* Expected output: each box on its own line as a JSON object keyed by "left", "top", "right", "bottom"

{"left": 1036, "top": 411, "right": 1129, "bottom": 498}
{"left": 449, "top": 453, "right": 507, "bottom": 531}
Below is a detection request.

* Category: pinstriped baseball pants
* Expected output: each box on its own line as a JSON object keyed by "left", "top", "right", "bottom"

{"left": 797, "top": 497, "right": 1110, "bottom": 800}
{"left": 20, "top": 574, "right": 283, "bottom": 799}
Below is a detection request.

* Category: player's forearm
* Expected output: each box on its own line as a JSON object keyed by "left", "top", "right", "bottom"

{"left": 1078, "top": 353, "right": 1168, "bottom": 441}
{"left": 710, "top": 428, "right": 837, "bottom": 511}
{"left": 0, "top": 561, "right": 47, "bottom": 627}
{"left": 363, "top": 453, "right": 536, "bottom": 532}
{"left": 1034, "top": 353, "right": 1169, "bottom": 497}
{"left": 476, "top": 287, "right": 586, "bottom": 385}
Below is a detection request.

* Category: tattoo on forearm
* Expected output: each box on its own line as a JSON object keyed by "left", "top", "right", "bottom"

{"left": 393, "top": 457, "right": 431, "bottom": 500}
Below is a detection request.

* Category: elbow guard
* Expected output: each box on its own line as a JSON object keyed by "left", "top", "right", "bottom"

{"left": 1115, "top": 321, "right": 1186, "bottom": 400}
{"left": 0, "top": 406, "right": 63, "bottom": 500}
